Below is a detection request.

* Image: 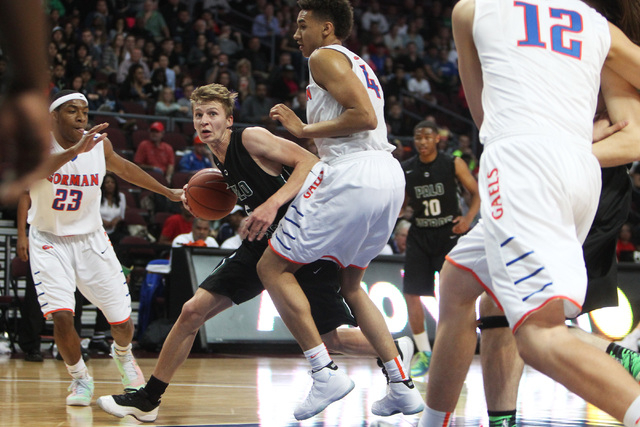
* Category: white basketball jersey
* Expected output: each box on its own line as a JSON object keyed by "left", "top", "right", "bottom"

{"left": 28, "top": 135, "right": 106, "bottom": 235}
{"left": 473, "top": 0, "right": 610, "bottom": 148}
{"left": 306, "top": 44, "right": 394, "bottom": 161}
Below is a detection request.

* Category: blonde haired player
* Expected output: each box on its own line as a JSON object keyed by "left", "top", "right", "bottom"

{"left": 26, "top": 90, "right": 182, "bottom": 406}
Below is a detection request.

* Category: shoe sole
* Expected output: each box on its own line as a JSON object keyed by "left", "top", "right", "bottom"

{"left": 66, "top": 399, "right": 91, "bottom": 407}
{"left": 97, "top": 396, "right": 158, "bottom": 422}
{"left": 294, "top": 380, "right": 355, "bottom": 421}
{"left": 372, "top": 399, "right": 425, "bottom": 416}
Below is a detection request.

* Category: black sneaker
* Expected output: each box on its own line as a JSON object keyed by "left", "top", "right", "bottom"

{"left": 88, "top": 338, "right": 111, "bottom": 354}
{"left": 24, "top": 349, "right": 44, "bottom": 362}
{"left": 97, "top": 388, "right": 159, "bottom": 422}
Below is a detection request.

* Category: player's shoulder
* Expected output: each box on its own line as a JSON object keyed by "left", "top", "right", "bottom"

{"left": 401, "top": 155, "right": 417, "bottom": 170}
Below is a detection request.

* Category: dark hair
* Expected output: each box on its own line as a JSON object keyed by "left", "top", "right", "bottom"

{"left": 414, "top": 120, "right": 438, "bottom": 133}
{"left": 589, "top": 0, "right": 640, "bottom": 44}
{"left": 297, "top": 0, "right": 354, "bottom": 40}
{"left": 101, "top": 172, "right": 121, "bottom": 207}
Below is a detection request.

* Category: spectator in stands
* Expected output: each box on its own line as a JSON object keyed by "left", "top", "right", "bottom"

{"left": 407, "top": 66, "right": 435, "bottom": 105}
{"left": 218, "top": 205, "right": 247, "bottom": 249}
{"left": 100, "top": 33, "right": 126, "bottom": 78}
{"left": 100, "top": 172, "right": 128, "bottom": 245}
{"left": 235, "top": 59, "right": 256, "bottom": 95}
{"left": 134, "top": 121, "right": 175, "bottom": 184}
{"left": 617, "top": 223, "right": 637, "bottom": 262}
{"left": 49, "top": 63, "right": 68, "bottom": 96}
{"left": 384, "top": 24, "right": 405, "bottom": 58}
{"left": 144, "top": 68, "right": 168, "bottom": 105}
{"left": 380, "top": 219, "right": 411, "bottom": 255}
{"left": 386, "top": 102, "right": 414, "bottom": 137}
{"left": 397, "top": 41, "right": 424, "bottom": 75}
{"left": 178, "top": 136, "right": 214, "bottom": 172}
{"left": 206, "top": 53, "right": 237, "bottom": 89}
{"left": 292, "top": 89, "right": 307, "bottom": 123}
{"left": 218, "top": 24, "right": 243, "bottom": 58}
{"left": 187, "top": 18, "right": 216, "bottom": 48}
{"left": 361, "top": 1, "right": 390, "bottom": 34}
{"left": 177, "top": 82, "right": 194, "bottom": 118}
{"left": 80, "top": 28, "right": 103, "bottom": 62}
{"left": 174, "top": 10, "right": 192, "bottom": 44}
{"left": 117, "top": 48, "right": 150, "bottom": 84}
{"left": 432, "top": 48, "right": 459, "bottom": 94}
{"left": 157, "top": 54, "right": 176, "bottom": 90}
{"left": 252, "top": 3, "right": 281, "bottom": 43}
{"left": 402, "top": 20, "right": 425, "bottom": 56}
{"left": 155, "top": 86, "right": 189, "bottom": 117}
{"left": 138, "top": 0, "right": 169, "bottom": 42}
{"left": 172, "top": 218, "right": 219, "bottom": 248}
{"left": 158, "top": 205, "right": 194, "bottom": 245}
{"left": 239, "top": 82, "right": 275, "bottom": 125}
{"left": 159, "top": 0, "right": 188, "bottom": 36}
{"left": 67, "top": 43, "right": 94, "bottom": 79}
{"left": 119, "top": 63, "right": 151, "bottom": 106}
{"left": 237, "top": 36, "right": 270, "bottom": 81}
{"left": 202, "top": 0, "right": 233, "bottom": 15}
{"left": 270, "top": 64, "right": 300, "bottom": 104}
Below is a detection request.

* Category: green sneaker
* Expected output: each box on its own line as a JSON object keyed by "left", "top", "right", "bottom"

{"left": 66, "top": 377, "right": 94, "bottom": 406}
{"left": 111, "top": 344, "right": 145, "bottom": 390}
{"left": 608, "top": 343, "right": 640, "bottom": 381}
{"left": 410, "top": 351, "right": 431, "bottom": 377}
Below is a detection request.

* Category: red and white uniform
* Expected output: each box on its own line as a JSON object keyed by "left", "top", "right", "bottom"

{"left": 28, "top": 135, "right": 131, "bottom": 323}
{"left": 269, "top": 45, "right": 405, "bottom": 268}
{"left": 447, "top": 0, "right": 609, "bottom": 330}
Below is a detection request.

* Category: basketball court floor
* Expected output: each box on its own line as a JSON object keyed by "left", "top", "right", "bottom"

{"left": 0, "top": 352, "right": 623, "bottom": 426}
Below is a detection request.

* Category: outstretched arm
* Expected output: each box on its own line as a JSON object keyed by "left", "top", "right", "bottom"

{"left": 105, "top": 138, "right": 183, "bottom": 202}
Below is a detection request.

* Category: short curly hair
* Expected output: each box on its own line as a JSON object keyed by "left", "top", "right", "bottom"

{"left": 297, "top": 0, "right": 354, "bottom": 40}
{"left": 190, "top": 83, "right": 238, "bottom": 118}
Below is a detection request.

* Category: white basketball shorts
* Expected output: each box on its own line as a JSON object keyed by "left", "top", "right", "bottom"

{"left": 29, "top": 227, "right": 131, "bottom": 324}
{"left": 449, "top": 137, "right": 600, "bottom": 331}
{"left": 269, "top": 151, "right": 405, "bottom": 269}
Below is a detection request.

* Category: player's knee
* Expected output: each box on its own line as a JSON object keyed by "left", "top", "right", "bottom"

{"left": 51, "top": 310, "right": 74, "bottom": 328}
{"left": 179, "top": 299, "right": 207, "bottom": 329}
{"left": 110, "top": 318, "right": 133, "bottom": 334}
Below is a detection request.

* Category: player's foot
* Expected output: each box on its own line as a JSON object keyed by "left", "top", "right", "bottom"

{"left": 111, "top": 344, "right": 145, "bottom": 390}
{"left": 371, "top": 378, "right": 425, "bottom": 416}
{"left": 89, "top": 338, "right": 111, "bottom": 354}
{"left": 294, "top": 363, "right": 355, "bottom": 421}
{"left": 24, "top": 349, "right": 43, "bottom": 362}
{"left": 66, "top": 377, "right": 94, "bottom": 406}
{"left": 378, "top": 336, "right": 415, "bottom": 383}
{"left": 410, "top": 351, "right": 432, "bottom": 377}
{"left": 97, "top": 388, "right": 159, "bottom": 422}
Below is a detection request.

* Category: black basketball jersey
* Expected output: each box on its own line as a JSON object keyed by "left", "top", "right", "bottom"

{"left": 402, "top": 153, "right": 460, "bottom": 228}
{"left": 211, "top": 127, "right": 292, "bottom": 239}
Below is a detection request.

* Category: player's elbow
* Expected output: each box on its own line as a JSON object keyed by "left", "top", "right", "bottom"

{"left": 360, "top": 110, "right": 378, "bottom": 131}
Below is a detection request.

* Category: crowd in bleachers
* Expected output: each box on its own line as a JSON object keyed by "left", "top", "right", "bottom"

{"left": 4, "top": 0, "right": 638, "bottom": 269}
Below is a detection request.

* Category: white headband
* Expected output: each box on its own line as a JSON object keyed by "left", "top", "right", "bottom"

{"left": 49, "top": 93, "right": 88, "bottom": 112}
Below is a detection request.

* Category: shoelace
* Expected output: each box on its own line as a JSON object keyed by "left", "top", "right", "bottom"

{"left": 69, "top": 378, "right": 92, "bottom": 395}
{"left": 117, "top": 353, "right": 141, "bottom": 382}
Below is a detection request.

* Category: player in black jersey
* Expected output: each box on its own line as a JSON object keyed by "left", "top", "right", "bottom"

{"left": 97, "top": 84, "right": 414, "bottom": 422}
{"left": 401, "top": 120, "right": 480, "bottom": 377}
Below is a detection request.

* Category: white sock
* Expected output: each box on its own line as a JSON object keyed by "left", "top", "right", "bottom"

{"left": 383, "top": 356, "right": 409, "bottom": 381}
{"left": 304, "top": 343, "right": 332, "bottom": 372}
{"left": 419, "top": 405, "right": 453, "bottom": 427}
{"left": 66, "top": 358, "right": 90, "bottom": 380}
{"left": 624, "top": 395, "right": 640, "bottom": 426}
{"left": 414, "top": 331, "right": 431, "bottom": 352}
{"left": 113, "top": 342, "right": 132, "bottom": 357}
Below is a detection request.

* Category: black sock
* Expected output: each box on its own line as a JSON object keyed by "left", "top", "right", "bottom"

{"left": 488, "top": 409, "right": 517, "bottom": 427}
{"left": 144, "top": 375, "right": 169, "bottom": 404}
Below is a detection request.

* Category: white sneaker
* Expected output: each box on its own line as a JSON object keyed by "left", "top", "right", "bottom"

{"left": 294, "top": 365, "right": 355, "bottom": 420}
{"left": 371, "top": 379, "right": 425, "bottom": 416}
{"left": 66, "top": 377, "right": 94, "bottom": 406}
{"left": 396, "top": 336, "right": 415, "bottom": 378}
{"left": 111, "top": 344, "right": 145, "bottom": 390}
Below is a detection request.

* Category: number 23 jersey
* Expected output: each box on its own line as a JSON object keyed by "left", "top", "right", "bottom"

{"left": 28, "top": 136, "right": 105, "bottom": 236}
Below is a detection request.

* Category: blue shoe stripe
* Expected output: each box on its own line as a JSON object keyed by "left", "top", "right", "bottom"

{"left": 514, "top": 267, "right": 544, "bottom": 285}
{"left": 506, "top": 251, "right": 534, "bottom": 266}
{"left": 522, "top": 282, "right": 553, "bottom": 301}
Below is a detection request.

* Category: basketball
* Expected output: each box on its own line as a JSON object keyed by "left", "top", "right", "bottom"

{"left": 185, "top": 168, "right": 237, "bottom": 220}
